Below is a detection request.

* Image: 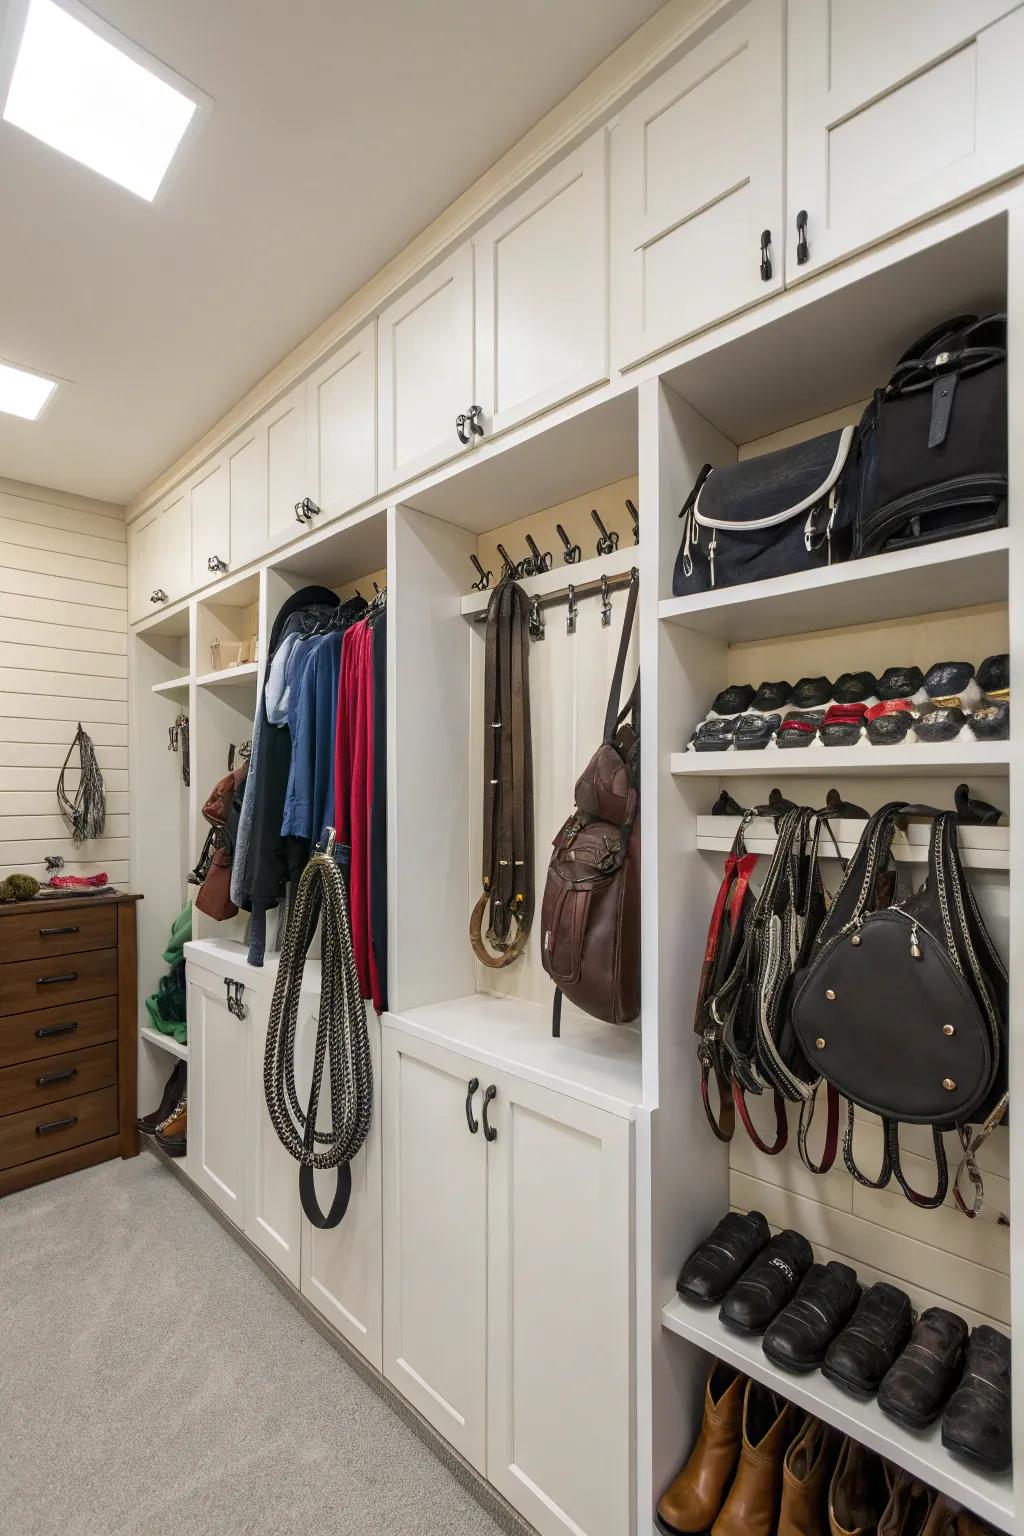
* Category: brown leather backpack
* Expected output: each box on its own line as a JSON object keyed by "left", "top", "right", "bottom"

{"left": 541, "top": 572, "right": 640, "bottom": 1031}
{"left": 192, "top": 761, "right": 247, "bottom": 921}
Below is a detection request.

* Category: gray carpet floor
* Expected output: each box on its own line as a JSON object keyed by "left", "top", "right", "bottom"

{"left": 0, "top": 1155, "right": 507, "bottom": 1536}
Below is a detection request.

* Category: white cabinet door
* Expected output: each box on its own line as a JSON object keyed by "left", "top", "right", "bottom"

{"left": 245, "top": 987, "right": 302, "bottom": 1285}
{"left": 299, "top": 1000, "right": 383, "bottom": 1368}
{"left": 129, "top": 507, "right": 163, "bottom": 623}
{"left": 189, "top": 456, "right": 230, "bottom": 589}
{"left": 306, "top": 321, "right": 377, "bottom": 522}
{"left": 611, "top": 0, "right": 784, "bottom": 369}
{"left": 266, "top": 382, "right": 309, "bottom": 543}
{"left": 187, "top": 968, "right": 247, "bottom": 1226}
{"left": 228, "top": 426, "right": 267, "bottom": 572}
{"left": 486, "top": 1074, "right": 633, "bottom": 1536}
{"left": 152, "top": 487, "right": 191, "bottom": 607}
{"left": 787, "top": 0, "right": 1024, "bottom": 277}
{"left": 475, "top": 132, "right": 608, "bottom": 438}
{"left": 377, "top": 244, "right": 475, "bottom": 491}
{"left": 382, "top": 1026, "right": 488, "bottom": 1469}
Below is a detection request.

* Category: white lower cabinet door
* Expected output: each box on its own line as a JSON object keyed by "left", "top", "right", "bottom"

{"left": 244, "top": 988, "right": 302, "bottom": 1286}
{"left": 485, "top": 1073, "right": 633, "bottom": 1536}
{"left": 305, "top": 321, "right": 377, "bottom": 522}
{"left": 474, "top": 131, "right": 608, "bottom": 438}
{"left": 611, "top": 0, "right": 784, "bottom": 368}
{"left": 298, "top": 996, "right": 383, "bottom": 1368}
{"left": 787, "top": 0, "right": 1024, "bottom": 277}
{"left": 186, "top": 968, "right": 247, "bottom": 1226}
{"left": 382, "top": 1026, "right": 488, "bottom": 1470}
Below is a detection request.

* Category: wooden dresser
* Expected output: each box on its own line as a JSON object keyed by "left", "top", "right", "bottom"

{"left": 0, "top": 893, "right": 142, "bottom": 1198}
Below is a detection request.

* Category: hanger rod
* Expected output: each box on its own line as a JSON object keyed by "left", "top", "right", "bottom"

{"left": 472, "top": 569, "right": 637, "bottom": 622}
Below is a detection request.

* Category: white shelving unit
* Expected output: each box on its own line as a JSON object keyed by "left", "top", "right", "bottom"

{"left": 140, "top": 1025, "right": 189, "bottom": 1062}
{"left": 195, "top": 662, "right": 259, "bottom": 688}
{"left": 696, "top": 814, "right": 1009, "bottom": 870}
{"left": 662, "top": 1296, "right": 1013, "bottom": 1533}
{"left": 151, "top": 674, "right": 190, "bottom": 697}
{"left": 670, "top": 743, "right": 1011, "bottom": 779}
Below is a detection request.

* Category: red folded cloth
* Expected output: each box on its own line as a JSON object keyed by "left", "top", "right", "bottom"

{"left": 48, "top": 872, "right": 108, "bottom": 889}
{"left": 822, "top": 703, "right": 868, "bottom": 724}
{"left": 865, "top": 699, "right": 914, "bottom": 721}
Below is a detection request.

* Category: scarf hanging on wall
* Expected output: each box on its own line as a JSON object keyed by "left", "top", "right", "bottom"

{"left": 57, "top": 722, "right": 106, "bottom": 846}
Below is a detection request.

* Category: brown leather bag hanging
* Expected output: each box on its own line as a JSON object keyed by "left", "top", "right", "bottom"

{"left": 541, "top": 570, "right": 640, "bottom": 1032}
{"left": 193, "top": 761, "right": 248, "bottom": 921}
{"left": 469, "top": 580, "right": 534, "bottom": 967}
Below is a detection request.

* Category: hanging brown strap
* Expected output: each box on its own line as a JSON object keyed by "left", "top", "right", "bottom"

{"left": 470, "top": 579, "right": 534, "bottom": 967}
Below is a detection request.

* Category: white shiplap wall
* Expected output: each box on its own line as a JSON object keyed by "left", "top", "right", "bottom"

{"left": 0, "top": 478, "right": 128, "bottom": 884}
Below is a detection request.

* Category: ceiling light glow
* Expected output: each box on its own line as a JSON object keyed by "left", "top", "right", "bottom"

{"left": 3, "top": 0, "right": 198, "bottom": 200}
{"left": 0, "top": 360, "right": 58, "bottom": 420}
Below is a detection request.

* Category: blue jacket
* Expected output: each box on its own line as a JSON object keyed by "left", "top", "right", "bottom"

{"left": 281, "top": 628, "right": 345, "bottom": 848}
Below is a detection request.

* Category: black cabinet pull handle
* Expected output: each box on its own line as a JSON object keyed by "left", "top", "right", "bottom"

{"left": 465, "top": 1077, "right": 480, "bottom": 1134}
{"left": 36, "top": 1067, "right": 78, "bottom": 1087}
{"left": 466, "top": 404, "right": 485, "bottom": 439}
{"left": 36, "top": 1115, "right": 78, "bottom": 1136}
{"left": 796, "top": 209, "right": 809, "bottom": 265}
{"left": 35, "top": 1020, "right": 78, "bottom": 1039}
{"left": 760, "top": 228, "right": 772, "bottom": 282}
{"left": 39, "top": 925, "right": 80, "bottom": 937}
{"left": 482, "top": 1083, "right": 498, "bottom": 1143}
{"left": 456, "top": 413, "right": 471, "bottom": 445}
{"left": 36, "top": 972, "right": 77, "bottom": 986}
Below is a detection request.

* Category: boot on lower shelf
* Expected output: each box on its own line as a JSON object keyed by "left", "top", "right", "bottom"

{"left": 137, "top": 1060, "right": 186, "bottom": 1134}
{"left": 154, "top": 1097, "right": 187, "bottom": 1158}
{"left": 656, "top": 1364, "right": 745, "bottom": 1536}
{"left": 828, "top": 1436, "right": 892, "bottom": 1536}
{"left": 778, "top": 1415, "right": 840, "bottom": 1536}
{"left": 877, "top": 1469, "right": 934, "bottom": 1536}
{"left": 711, "top": 1380, "right": 797, "bottom": 1536}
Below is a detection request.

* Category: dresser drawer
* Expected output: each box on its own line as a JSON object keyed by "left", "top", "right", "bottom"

{"left": 0, "top": 903, "right": 116, "bottom": 963}
{"left": 0, "top": 1042, "right": 117, "bottom": 1118}
{"left": 0, "top": 949, "right": 117, "bottom": 1016}
{"left": 0, "top": 996, "right": 118, "bottom": 1068}
{"left": 0, "top": 1085, "right": 118, "bottom": 1171}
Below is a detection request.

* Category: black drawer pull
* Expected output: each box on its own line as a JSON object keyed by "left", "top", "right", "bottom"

{"left": 36, "top": 1114, "right": 78, "bottom": 1135}
{"left": 35, "top": 972, "right": 78, "bottom": 986}
{"left": 35, "top": 1020, "right": 79, "bottom": 1039}
{"left": 38, "top": 925, "right": 80, "bottom": 937}
{"left": 36, "top": 1067, "right": 78, "bottom": 1087}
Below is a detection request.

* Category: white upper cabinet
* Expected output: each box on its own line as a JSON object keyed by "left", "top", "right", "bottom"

{"left": 474, "top": 132, "right": 609, "bottom": 438}
{"left": 305, "top": 320, "right": 377, "bottom": 523}
{"left": 377, "top": 244, "right": 476, "bottom": 492}
{"left": 131, "top": 485, "right": 192, "bottom": 621}
{"left": 611, "top": 0, "right": 784, "bottom": 369}
{"left": 787, "top": 0, "right": 1024, "bottom": 277}
{"left": 129, "top": 507, "right": 162, "bottom": 623}
{"left": 189, "top": 456, "right": 230, "bottom": 589}
{"left": 265, "top": 381, "right": 309, "bottom": 543}
{"left": 227, "top": 425, "right": 267, "bottom": 571}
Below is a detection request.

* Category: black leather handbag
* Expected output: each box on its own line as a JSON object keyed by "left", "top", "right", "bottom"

{"left": 853, "top": 313, "right": 1007, "bottom": 558}
{"left": 672, "top": 428, "right": 856, "bottom": 595}
{"left": 790, "top": 804, "right": 1008, "bottom": 1214}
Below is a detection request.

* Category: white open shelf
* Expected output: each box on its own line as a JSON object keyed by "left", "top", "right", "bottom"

{"left": 385, "top": 993, "right": 641, "bottom": 1119}
{"left": 696, "top": 814, "right": 1009, "bottom": 869}
{"left": 195, "top": 662, "right": 259, "bottom": 688}
{"left": 460, "top": 544, "right": 638, "bottom": 618}
{"left": 140, "top": 1025, "right": 188, "bottom": 1061}
{"left": 662, "top": 1295, "right": 1013, "bottom": 1532}
{"left": 151, "top": 674, "right": 190, "bottom": 697}
{"left": 671, "top": 743, "right": 1010, "bottom": 780}
{"left": 658, "top": 529, "right": 1008, "bottom": 643}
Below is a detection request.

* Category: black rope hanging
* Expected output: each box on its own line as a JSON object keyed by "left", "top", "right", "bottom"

{"left": 57, "top": 723, "right": 106, "bottom": 846}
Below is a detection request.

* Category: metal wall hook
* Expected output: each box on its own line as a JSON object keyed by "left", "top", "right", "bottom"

{"left": 223, "top": 977, "right": 247, "bottom": 1019}
{"left": 524, "top": 533, "right": 552, "bottom": 573}
{"left": 469, "top": 554, "right": 492, "bottom": 591}
{"left": 592, "top": 508, "right": 619, "bottom": 555}
{"left": 496, "top": 542, "right": 522, "bottom": 580}
{"left": 625, "top": 498, "right": 639, "bottom": 545}
{"left": 556, "top": 524, "right": 581, "bottom": 564}
{"left": 566, "top": 584, "right": 577, "bottom": 634}
{"left": 528, "top": 594, "right": 545, "bottom": 641}
{"left": 600, "top": 572, "right": 613, "bottom": 626}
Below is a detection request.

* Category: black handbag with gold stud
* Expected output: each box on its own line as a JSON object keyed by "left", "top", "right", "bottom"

{"left": 791, "top": 803, "right": 1007, "bottom": 1213}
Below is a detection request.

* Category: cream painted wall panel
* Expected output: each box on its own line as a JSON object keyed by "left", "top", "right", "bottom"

{"left": 0, "top": 479, "right": 128, "bottom": 884}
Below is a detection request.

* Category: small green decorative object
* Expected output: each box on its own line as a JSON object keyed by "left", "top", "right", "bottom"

{"left": 0, "top": 873, "right": 41, "bottom": 902}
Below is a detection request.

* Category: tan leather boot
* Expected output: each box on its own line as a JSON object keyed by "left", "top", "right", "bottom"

{"left": 656, "top": 1365, "right": 744, "bottom": 1535}
{"left": 829, "top": 1437, "right": 892, "bottom": 1536}
{"left": 779, "top": 1415, "right": 839, "bottom": 1536}
{"left": 711, "top": 1380, "right": 797, "bottom": 1536}
{"left": 922, "top": 1495, "right": 1000, "bottom": 1536}
{"left": 878, "top": 1470, "right": 933, "bottom": 1536}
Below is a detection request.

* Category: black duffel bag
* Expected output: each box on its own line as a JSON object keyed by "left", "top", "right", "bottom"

{"left": 672, "top": 427, "right": 856, "bottom": 595}
{"left": 853, "top": 313, "right": 1007, "bottom": 558}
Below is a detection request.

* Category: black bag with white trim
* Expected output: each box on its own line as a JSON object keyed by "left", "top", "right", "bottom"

{"left": 672, "top": 427, "right": 856, "bottom": 595}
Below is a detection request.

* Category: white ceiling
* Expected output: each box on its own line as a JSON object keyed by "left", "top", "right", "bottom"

{"left": 0, "top": 0, "right": 663, "bottom": 505}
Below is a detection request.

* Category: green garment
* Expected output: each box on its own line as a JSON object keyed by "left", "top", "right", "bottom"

{"left": 144, "top": 902, "right": 192, "bottom": 1043}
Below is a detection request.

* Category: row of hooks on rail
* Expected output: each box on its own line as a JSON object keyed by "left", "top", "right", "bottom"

{"left": 469, "top": 498, "right": 639, "bottom": 591}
